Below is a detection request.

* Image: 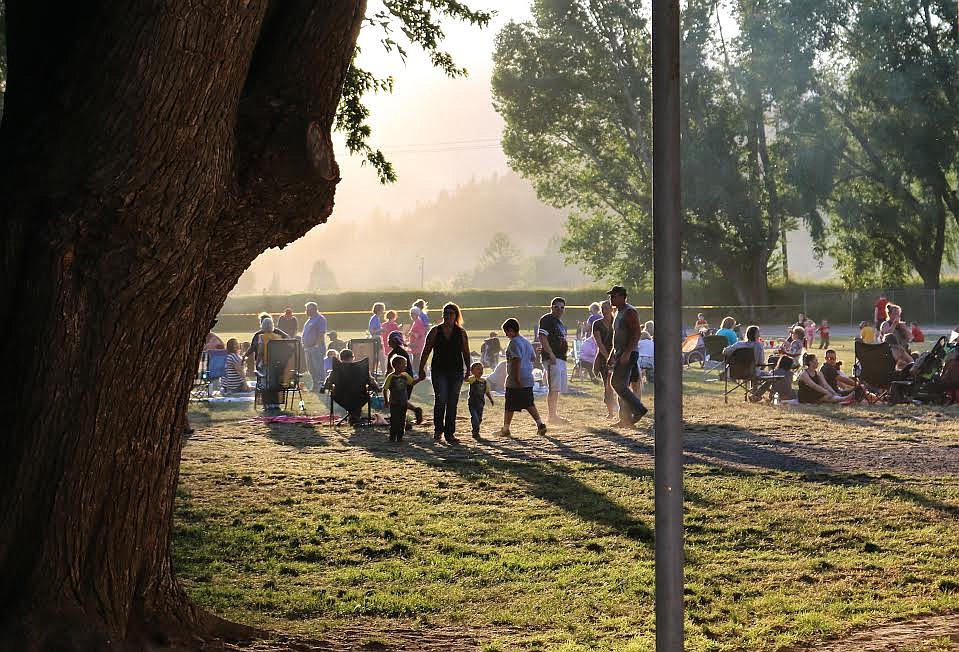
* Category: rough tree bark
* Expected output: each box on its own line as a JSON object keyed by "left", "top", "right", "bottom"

{"left": 0, "top": 1, "right": 365, "bottom": 649}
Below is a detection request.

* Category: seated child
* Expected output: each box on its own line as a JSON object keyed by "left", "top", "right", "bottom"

{"left": 465, "top": 361, "right": 494, "bottom": 438}
{"left": 480, "top": 332, "right": 502, "bottom": 369}
{"left": 323, "top": 349, "right": 339, "bottom": 378}
{"left": 383, "top": 356, "right": 417, "bottom": 442}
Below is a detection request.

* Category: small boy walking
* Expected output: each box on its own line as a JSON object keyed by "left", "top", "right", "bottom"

{"left": 383, "top": 356, "right": 417, "bottom": 442}
{"left": 465, "top": 362, "right": 494, "bottom": 438}
{"left": 817, "top": 320, "right": 830, "bottom": 349}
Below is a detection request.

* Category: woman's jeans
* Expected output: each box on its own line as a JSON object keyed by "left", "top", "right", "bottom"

{"left": 431, "top": 371, "right": 463, "bottom": 437}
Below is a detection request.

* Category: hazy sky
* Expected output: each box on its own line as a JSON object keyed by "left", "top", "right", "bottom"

{"left": 330, "top": 1, "right": 534, "bottom": 220}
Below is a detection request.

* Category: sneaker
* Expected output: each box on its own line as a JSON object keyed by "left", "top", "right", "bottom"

{"left": 536, "top": 422, "right": 547, "bottom": 435}
{"left": 433, "top": 432, "right": 442, "bottom": 441}
{"left": 445, "top": 435, "right": 461, "bottom": 446}
{"left": 413, "top": 406, "right": 424, "bottom": 424}
{"left": 471, "top": 430, "right": 482, "bottom": 440}
{"left": 632, "top": 405, "right": 649, "bottom": 423}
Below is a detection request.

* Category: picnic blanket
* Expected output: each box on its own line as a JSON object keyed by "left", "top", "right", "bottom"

{"left": 246, "top": 415, "right": 335, "bottom": 425}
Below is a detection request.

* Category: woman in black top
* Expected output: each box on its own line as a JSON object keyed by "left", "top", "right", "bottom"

{"left": 418, "top": 302, "right": 471, "bottom": 445}
{"left": 797, "top": 353, "right": 847, "bottom": 404}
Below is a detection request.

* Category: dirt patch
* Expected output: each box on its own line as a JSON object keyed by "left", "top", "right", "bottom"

{"left": 785, "top": 613, "right": 959, "bottom": 651}
{"left": 221, "top": 622, "right": 500, "bottom": 651}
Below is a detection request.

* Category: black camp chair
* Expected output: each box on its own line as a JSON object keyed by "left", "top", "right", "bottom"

{"left": 854, "top": 339, "right": 896, "bottom": 402}
{"left": 325, "top": 358, "right": 378, "bottom": 427}
{"left": 255, "top": 338, "right": 304, "bottom": 411}
{"left": 723, "top": 347, "right": 769, "bottom": 404}
{"left": 703, "top": 335, "right": 729, "bottom": 380}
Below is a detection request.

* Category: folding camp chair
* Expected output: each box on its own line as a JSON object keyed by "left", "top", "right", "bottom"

{"left": 191, "top": 349, "right": 229, "bottom": 399}
{"left": 723, "top": 347, "right": 761, "bottom": 403}
{"left": 702, "top": 335, "right": 728, "bottom": 380}
{"left": 325, "top": 358, "right": 378, "bottom": 427}
{"left": 854, "top": 339, "right": 896, "bottom": 402}
{"left": 255, "top": 338, "right": 304, "bottom": 411}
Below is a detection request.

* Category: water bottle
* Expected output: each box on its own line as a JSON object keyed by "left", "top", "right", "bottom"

{"left": 772, "top": 392, "right": 780, "bottom": 406}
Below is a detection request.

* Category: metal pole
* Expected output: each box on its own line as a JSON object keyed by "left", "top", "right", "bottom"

{"left": 652, "top": 0, "right": 684, "bottom": 650}
{"left": 849, "top": 292, "right": 855, "bottom": 328}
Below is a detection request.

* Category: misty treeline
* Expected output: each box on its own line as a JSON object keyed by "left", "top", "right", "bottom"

{"left": 232, "top": 173, "right": 591, "bottom": 294}
{"left": 492, "top": 0, "right": 959, "bottom": 304}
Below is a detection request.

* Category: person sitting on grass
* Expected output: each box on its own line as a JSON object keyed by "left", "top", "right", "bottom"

{"left": 383, "top": 356, "right": 418, "bottom": 443}
{"left": 221, "top": 338, "right": 252, "bottom": 394}
{"left": 465, "top": 362, "right": 494, "bottom": 439}
{"left": 480, "top": 331, "right": 502, "bottom": 369}
{"left": 498, "top": 318, "right": 547, "bottom": 437}
{"left": 797, "top": 353, "right": 852, "bottom": 404}
{"left": 323, "top": 349, "right": 339, "bottom": 380}
{"left": 821, "top": 349, "right": 858, "bottom": 394}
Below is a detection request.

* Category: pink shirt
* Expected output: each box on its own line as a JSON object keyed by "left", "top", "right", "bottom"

{"left": 408, "top": 318, "right": 427, "bottom": 356}
{"left": 381, "top": 319, "right": 401, "bottom": 351}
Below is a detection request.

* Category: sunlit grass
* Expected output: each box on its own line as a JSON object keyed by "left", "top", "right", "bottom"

{"left": 179, "top": 335, "right": 959, "bottom": 650}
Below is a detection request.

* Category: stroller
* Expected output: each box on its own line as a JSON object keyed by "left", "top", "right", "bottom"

{"left": 682, "top": 333, "right": 705, "bottom": 367}
{"left": 889, "top": 336, "right": 956, "bottom": 405}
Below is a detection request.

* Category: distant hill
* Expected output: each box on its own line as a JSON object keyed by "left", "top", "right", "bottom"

{"left": 235, "top": 172, "right": 592, "bottom": 293}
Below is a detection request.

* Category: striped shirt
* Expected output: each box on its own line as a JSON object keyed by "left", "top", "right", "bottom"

{"left": 222, "top": 352, "right": 247, "bottom": 393}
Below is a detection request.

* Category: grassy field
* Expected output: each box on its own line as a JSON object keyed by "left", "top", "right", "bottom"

{"left": 180, "top": 336, "right": 959, "bottom": 651}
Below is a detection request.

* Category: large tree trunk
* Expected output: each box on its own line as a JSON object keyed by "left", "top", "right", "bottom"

{"left": 0, "top": 2, "right": 365, "bottom": 649}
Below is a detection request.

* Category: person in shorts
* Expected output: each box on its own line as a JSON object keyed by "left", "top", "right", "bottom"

{"left": 498, "top": 318, "right": 546, "bottom": 437}
{"left": 538, "top": 296, "right": 570, "bottom": 425}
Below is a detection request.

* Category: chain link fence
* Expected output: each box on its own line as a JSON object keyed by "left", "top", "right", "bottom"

{"left": 800, "top": 288, "right": 959, "bottom": 327}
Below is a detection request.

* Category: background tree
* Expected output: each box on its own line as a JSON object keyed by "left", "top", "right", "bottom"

{"left": 454, "top": 231, "right": 523, "bottom": 289}
{"left": 0, "top": 1, "right": 487, "bottom": 649}
{"left": 811, "top": 0, "right": 959, "bottom": 289}
{"left": 492, "top": 0, "right": 837, "bottom": 304}
{"left": 232, "top": 268, "right": 257, "bottom": 295}
{"left": 307, "top": 259, "right": 339, "bottom": 292}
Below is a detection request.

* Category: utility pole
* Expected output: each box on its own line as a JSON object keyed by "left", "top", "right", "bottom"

{"left": 418, "top": 256, "right": 425, "bottom": 290}
{"left": 652, "top": 0, "right": 684, "bottom": 650}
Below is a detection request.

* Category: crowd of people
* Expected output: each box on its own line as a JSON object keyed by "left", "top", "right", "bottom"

{"left": 199, "top": 289, "right": 956, "bottom": 439}
{"left": 693, "top": 296, "right": 950, "bottom": 406}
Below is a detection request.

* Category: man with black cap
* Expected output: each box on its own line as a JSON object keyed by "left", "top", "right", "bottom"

{"left": 607, "top": 285, "right": 648, "bottom": 426}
